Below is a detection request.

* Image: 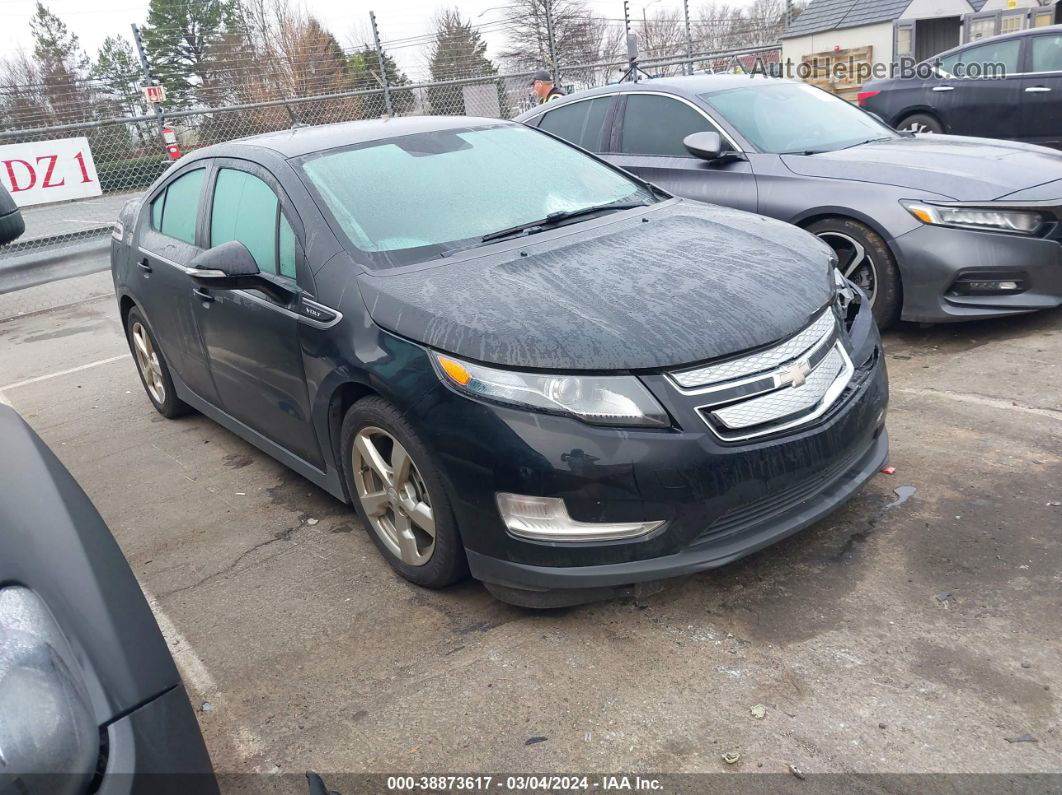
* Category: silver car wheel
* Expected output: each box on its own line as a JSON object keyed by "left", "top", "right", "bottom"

{"left": 352, "top": 426, "right": 436, "bottom": 566}
{"left": 130, "top": 321, "right": 166, "bottom": 404}
{"left": 903, "top": 122, "right": 933, "bottom": 134}
{"left": 816, "top": 230, "right": 878, "bottom": 308}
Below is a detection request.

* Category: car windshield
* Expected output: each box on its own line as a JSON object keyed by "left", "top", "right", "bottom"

{"left": 701, "top": 82, "right": 897, "bottom": 155}
{"left": 298, "top": 124, "right": 653, "bottom": 267}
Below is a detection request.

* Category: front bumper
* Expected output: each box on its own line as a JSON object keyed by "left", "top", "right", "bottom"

{"left": 417, "top": 322, "right": 889, "bottom": 603}
{"left": 893, "top": 224, "right": 1062, "bottom": 323}
{"left": 469, "top": 429, "right": 887, "bottom": 599}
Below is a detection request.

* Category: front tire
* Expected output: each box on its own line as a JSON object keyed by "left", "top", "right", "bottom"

{"left": 897, "top": 113, "right": 943, "bottom": 134}
{"left": 125, "top": 307, "right": 189, "bottom": 418}
{"left": 806, "top": 217, "right": 901, "bottom": 329}
{"left": 341, "top": 396, "right": 468, "bottom": 588}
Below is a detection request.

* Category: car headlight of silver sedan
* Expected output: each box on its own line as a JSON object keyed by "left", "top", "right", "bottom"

{"left": 432, "top": 352, "right": 669, "bottom": 428}
{"left": 901, "top": 200, "right": 1043, "bottom": 234}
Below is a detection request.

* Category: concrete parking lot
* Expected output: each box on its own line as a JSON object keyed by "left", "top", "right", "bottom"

{"left": 1, "top": 269, "right": 1059, "bottom": 781}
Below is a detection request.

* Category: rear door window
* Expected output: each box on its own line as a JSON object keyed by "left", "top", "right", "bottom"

{"left": 152, "top": 168, "right": 205, "bottom": 245}
{"left": 620, "top": 94, "right": 711, "bottom": 157}
{"left": 537, "top": 97, "right": 611, "bottom": 152}
{"left": 1031, "top": 34, "right": 1062, "bottom": 73}
{"left": 939, "top": 38, "right": 1022, "bottom": 77}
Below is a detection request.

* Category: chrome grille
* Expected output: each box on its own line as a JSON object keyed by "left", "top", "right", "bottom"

{"left": 668, "top": 309, "right": 855, "bottom": 441}
{"left": 671, "top": 310, "right": 837, "bottom": 389}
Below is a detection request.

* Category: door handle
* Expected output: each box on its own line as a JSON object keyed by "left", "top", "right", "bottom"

{"left": 1025, "top": 86, "right": 1053, "bottom": 93}
{"left": 137, "top": 258, "right": 152, "bottom": 273}
{"left": 192, "top": 287, "right": 214, "bottom": 303}
{"left": 931, "top": 86, "right": 955, "bottom": 92}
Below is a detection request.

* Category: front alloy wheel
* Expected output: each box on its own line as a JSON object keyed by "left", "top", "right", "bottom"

{"left": 806, "top": 217, "right": 901, "bottom": 329}
{"left": 352, "top": 427, "right": 436, "bottom": 566}
{"left": 341, "top": 397, "right": 467, "bottom": 588}
{"left": 817, "top": 230, "right": 878, "bottom": 307}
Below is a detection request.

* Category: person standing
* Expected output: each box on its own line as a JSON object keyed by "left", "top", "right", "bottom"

{"left": 530, "top": 69, "right": 564, "bottom": 104}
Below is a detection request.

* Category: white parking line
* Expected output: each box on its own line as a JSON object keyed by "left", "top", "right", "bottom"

{"left": 896, "top": 387, "right": 1062, "bottom": 422}
{"left": 139, "top": 582, "right": 269, "bottom": 765}
{"left": 1, "top": 354, "right": 127, "bottom": 392}
{"left": 141, "top": 586, "right": 218, "bottom": 695}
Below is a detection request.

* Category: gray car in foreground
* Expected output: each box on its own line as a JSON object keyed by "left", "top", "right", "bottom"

{"left": 516, "top": 75, "right": 1062, "bottom": 328}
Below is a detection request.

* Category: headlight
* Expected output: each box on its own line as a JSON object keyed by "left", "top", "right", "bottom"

{"left": 432, "top": 352, "right": 669, "bottom": 428}
{"left": 0, "top": 587, "right": 98, "bottom": 785}
{"left": 901, "top": 200, "right": 1042, "bottom": 234}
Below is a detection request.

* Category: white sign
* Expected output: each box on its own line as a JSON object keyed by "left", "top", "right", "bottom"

{"left": 142, "top": 84, "right": 166, "bottom": 104}
{"left": 0, "top": 136, "right": 103, "bottom": 208}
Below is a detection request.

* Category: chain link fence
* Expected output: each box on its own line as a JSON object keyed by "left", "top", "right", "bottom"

{"left": 0, "top": 43, "right": 779, "bottom": 267}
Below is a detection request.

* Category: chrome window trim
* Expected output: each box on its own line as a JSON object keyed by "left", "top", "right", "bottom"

{"left": 616, "top": 90, "right": 745, "bottom": 154}
{"left": 233, "top": 289, "right": 343, "bottom": 330}
{"left": 138, "top": 246, "right": 195, "bottom": 274}
{"left": 138, "top": 247, "right": 342, "bottom": 329}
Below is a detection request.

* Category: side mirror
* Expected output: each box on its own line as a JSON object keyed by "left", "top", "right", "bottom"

{"left": 684, "top": 131, "right": 724, "bottom": 161}
{"left": 0, "top": 183, "right": 25, "bottom": 246}
{"left": 189, "top": 240, "right": 298, "bottom": 304}
{"left": 190, "top": 239, "right": 260, "bottom": 280}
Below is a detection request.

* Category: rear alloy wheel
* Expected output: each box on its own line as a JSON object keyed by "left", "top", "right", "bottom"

{"left": 341, "top": 397, "right": 467, "bottom": 588}
{"left": 125, "top": 307, "right": 189, "bottom": 418}
{"left": 807, "top": 218, "right": 901, "bottom": 329}
{"left": 898, "top": 113, "right": 943, "bottom": 134}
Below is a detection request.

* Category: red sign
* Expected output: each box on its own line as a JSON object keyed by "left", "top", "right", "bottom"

{"left": 142, "top": 84, "right": 167, "bottom": 104}
{"left": 0, "top": 137, "right": 102, "bottom": 208}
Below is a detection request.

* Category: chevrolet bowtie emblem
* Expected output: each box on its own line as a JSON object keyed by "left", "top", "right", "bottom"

{"left": 781, "top": 359, "right": 812, "bottom": 388}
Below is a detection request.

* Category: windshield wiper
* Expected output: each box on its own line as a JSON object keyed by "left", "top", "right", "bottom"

{"left": 480, "top": 201, "right": 650, "bottom": 243}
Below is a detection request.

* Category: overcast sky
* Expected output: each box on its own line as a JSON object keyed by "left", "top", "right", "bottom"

{"left": 0, "top": 0, "right": 755, "bottom": 81}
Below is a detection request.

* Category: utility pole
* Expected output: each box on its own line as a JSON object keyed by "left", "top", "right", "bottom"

{"left": 544, "top": 1, "right": 559, "bottom": 84}
{"left": 683, "top": 0, "right": 694, "bottom": 75}
{"left": 369, "top": 11, "right": 393, "bottom": 117}
{"left": 785, "top": 0, "right": 794, "bottom": 30}
{"left": 130, "top": 23, "right": 163, "bottom": 126}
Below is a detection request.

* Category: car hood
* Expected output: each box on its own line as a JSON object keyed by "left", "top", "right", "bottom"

{"left": 356, "top": 200, "right": 834, "bottom": 371}
{"left": 781, "top": 135, "right": 1062, "bottom": 201}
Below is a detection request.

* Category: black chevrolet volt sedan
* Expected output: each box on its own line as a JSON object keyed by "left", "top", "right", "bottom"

{"left": 111, "top": 117, "right": 889, "bottom": 606}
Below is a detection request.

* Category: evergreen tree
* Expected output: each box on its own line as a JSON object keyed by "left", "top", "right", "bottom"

{"left": 428, "top": 9, "right": 502, "bottom": 116}
{"left": 347, "top": 45, "right": 414, "bottom": 116}
{"left": 30, "top": 2, "right": 91, "bottom": 123}
{"left": 142, "top": 0, "right": 238, "bottom": 107}
{"left": 92, "top": 36, "right": 145, "bottom": 119}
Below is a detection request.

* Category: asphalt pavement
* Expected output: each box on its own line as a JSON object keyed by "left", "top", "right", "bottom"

{"left": 0, "top": 269, "right": 1059, "bottom": 782}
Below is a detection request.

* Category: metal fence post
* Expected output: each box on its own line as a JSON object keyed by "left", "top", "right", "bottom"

{"left": 683, "top": 0, "right": 695, "bottom": 75}
{"left": 130, "top": 23, "right": 164, "bottom": 133}
{"left": 544, "top": 1, "right": 559, "bottom": 84}
{"left": 370, "top": 11, "right": 393, "bottom": 117}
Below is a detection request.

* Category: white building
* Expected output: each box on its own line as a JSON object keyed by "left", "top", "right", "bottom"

{"left": 782, "top": 0, "right": 1061, "bottom": 70}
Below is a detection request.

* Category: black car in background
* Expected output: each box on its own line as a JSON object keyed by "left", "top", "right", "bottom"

{"left": 0, "top": 406, "right": 217, "bottom": 795}
{"left": 516, "top": 75, "right": 1062, "bottom": 328}
{"left": 111, "top": 117, "right": 888, "bottom": 607}
{"left": 860, "top": 25, "right": 1062, "bottom": 147}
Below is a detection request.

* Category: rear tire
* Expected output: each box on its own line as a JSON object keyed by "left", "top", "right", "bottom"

{"left": 897, "top": 113, "right": 943, "bottom": 134}
{"left": 341, "top": 396, "right": 468, "bottom": 589}
{"left": 806, "top": 218, "right": 901, "bottom": 329}
{"left": 125, "top": 307, "right": 190, "bottom": 418}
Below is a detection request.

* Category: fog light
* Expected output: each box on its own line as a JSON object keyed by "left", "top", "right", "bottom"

{"left": 949, "top": 275, "right": 1026, "bottom": 296}
{"left": 496, "top": 493, "right": 663, "bottom": 542}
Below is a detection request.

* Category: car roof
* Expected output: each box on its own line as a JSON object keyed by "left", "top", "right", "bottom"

{"left": 214, "top": 115, "right": 516, "bottom": 159}
{"left": 516, "top": 74, "right": 794, "bottom": 118}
